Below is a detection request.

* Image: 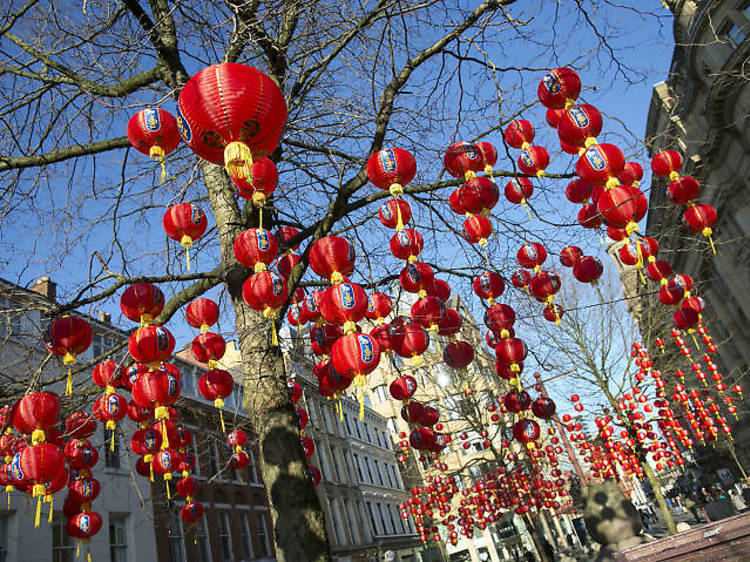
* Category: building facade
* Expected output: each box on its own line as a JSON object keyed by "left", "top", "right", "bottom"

{"left": 0, "top": 277, "right": 275, "bottom": 562}
{"left": 633, "top": 0, "right": 750, "bottom": 474}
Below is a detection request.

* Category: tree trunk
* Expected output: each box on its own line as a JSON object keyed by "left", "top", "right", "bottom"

{"left": 203, "top": 162, "right": 331, "bottom": 561}
{"left": 641, "top": 461, "right": 676, "bottom": 536}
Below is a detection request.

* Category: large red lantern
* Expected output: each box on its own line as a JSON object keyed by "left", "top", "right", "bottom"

{"left": 366, "top": 292, "right": 393, "bottom": 323}
{"left": 683, "top": 203, "right": 717, "bottom": 252}
{"left": 231, "top": 158, "right": 279, "bottom": 204}
{"left": 390, "top": 375, "right": 418, "bottom": 401}
{"left": 650, "top": 150, "right": 683, "bottom": 179}
{"left": 331, "top": 334, "right": 380, "bottom": 380}
{"left": 120, "top": 283, "right": 165, "bottom": 325}
{"left": 577, "top": 203, "right": 603, "bottom": 229}
{"left": 241, "top": 270, "right": 288, "bottom": 317}
{"left": 19, "top": 443, "right": 65, "bottom": 498}
{"left": 176, "top": 63, "right": 287, "bottom": 179}
{"left": 495, "top": 338, "right": 527, "bottom": 372}
{"left": 472, "top": 271, "right": 505, "bottom": 303}
{"left": 667, "top": 176, "right": 701, "bottom": 205}
{"left": 128, "top": 325, "right": 175, "bottom": 366}
{"left": 399, "top": 262, "right": 434, "bottom": 296}
{"left": 185, "top": 298, "right": 220, "bottom": 332}
{"left": 162, "top": 203, "right": 208, "bottom": 269}
{"left": 516, "top": 242, "right": 547, "bottom": 271}
{"left": 444, "top": 142, "right": 484, "bottom": 179}
{"left": 67, "top": 510, "right": 102, "bottom": 540}
{"left": 198, "top": 369, "right": 234, "bottom": 409}
{"left": 93, "top": 393, "right": 128, "bottom": 432}
{"left": 411, "top": 296, "right": 445, "bottom": 333}
{"left": 537, "top": 68, "right": 581, "bottom": 109}
{"left": 576, "top": 144, "right": 625, "bottom": 187}
{"left": 127, "top": 108, "right": 181, "bottom": 161}
{"left": 379, "top": 198, "right": 412, "bottom": 230}
{"left": 390, "top": 229, "right": 424, "bottom": 261}
{"left": 191, "top": 332, "right": 226, "bottom": 366}
{"left": 484, "top": 303, "right": 515, "bottom": 338}
{"left": 319, "top": 282, "right": 368, "bottom": 333}
{"left": 597, "top": 184, "right": 647, "bottom": 231}
{"left": 557, "top": 104, "right": 603, "bottom": 148}
{"left": 504, "top": 120, "right": 535, "bottom": 149}
{"left": 528, "top": 271, "right": 561, "bottom": 303}
{"left": 12, "top": 392, "right": 60, "bottom": 441}
{"left": 437, "top": 309, "right": 461, "bottom": 338}
{"left": 44, "top": 316, "right": 93, "bottom": 392}
{"left": 504, "top": 177, "right": 534, "bottom": 205}
{"left": 309, "top": 236, "right": 355, "bottom": 284}
{"left": 443, "top": 341, "right": 474, "bottom": 370}
{"left": 390, "top": 320, "right": 429, "bottom": 363}
{"left": 517, "top": 145, "right": 550, "bottom": 177}
{"left": 458, "top": 176, "right": 499, "bottom": 215}
{"left": 234, "top": 228, "right": 279, "bottom": 272}
{"left": 366, "top": 148, "right": 417, "bottom": 196}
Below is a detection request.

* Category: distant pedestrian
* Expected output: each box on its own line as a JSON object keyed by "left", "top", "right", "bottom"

{"left": 684, "top": 495, "right": 701, "bottom": 523}
{"left": 639, "top": 508, "right": 651, "bottom": 531}
{"left": 730, "top": 488, "right": 747, "bottom": 512}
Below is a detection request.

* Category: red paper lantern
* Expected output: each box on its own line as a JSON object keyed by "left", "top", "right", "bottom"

{"left": 231, "top": 158, "right": 278, "bottom": 204}
{"left": 242, "top": 270, "right": 289, "bottom": 318}
{"left": 537, "top": 68, "right": 581, "bottom": 109}
{"left": 365, "top": 292, "right": 392, "bottom": 323}
{"left": 426, "top": 279, "right": 451, "bottom": 302}
{"left": 319, "top": 282, "right": 368, "bottom": 333}
{"left": 64, "top": 439, "right": 98, "bottom": 470}
{"left": 517, "top": 145, "right": 549, "bottom": 177}
{"left": 20, "top": 443, "right": 65, "bottom": 497}
{"left": 646, "top": 260, "right": 672, "bottom": 284}
{"left": 651, "top": 150, "right": 683, "bottom": 178}
{"left": 180, "top": 502, "right": 204, "bottom": 523}
{"left": 577, "top": 203, "right": 603, "bottom": 229}
{"left": 667, "top": 176, "right": 700, "bottom": 205}
{"left": 565, "top": 179, "right": 592, "bottom": 204}
{"left": 176, "top": 63, "right": 287, "bottom": 178}
{"left": 596, "top": 184, "right": 646, "bottom": 230}
{"left": 560, "top": 246, "right": 583, "bottom": 267}
{"left": 495, "top": 338, "right": 527, "bottom": 371}
{"left": 227, "top": 429, "right": 248, "bottom": 448}
{"left": 504, "top": 120, "right": 535, "bottom": 149}
{"left": 191, "top": 332, "right": 226, "bottom": 365}
{"left": 198, "top": 369, "right": 234, "bottom": 407}
{"left": 65, "top": 412, "right": 97, "bottom": 440}
{"left": 484, "top": 304, "right": 515, "bottom": 337}
{"left": 366, "top": 148, "right": 417, "bottom": 195}
{"left": 458, "top": 176, "right": 499, "bottom": 215}
{"left": 128, "top": 325, "right": 175, "bottom": 366}
{"left": 309, "top": 236, "right": 355, "bottom": 284}
{"left": 185, "top": 298, "right": 220, "bottom": 332}
{"left": 463, "top": 215, "right": 493, "bottom": 245}
{"left": 127, "top": 108, "right": 181, "bottom": 160}
{"left": 92, "top": 360, "right": 124, "bottom": 389}
{"left": 391, "top": 320, "right": 429, "bottom": 361}
{"left": 131, "top": 371, "right": 174, "bottom": 411}
{"left": 443, "top": 341, "right": 474, "bottom": 370}
{"left": 379, "top": 198, "right": 412, "bottom": 229}
{"left": 331, "top": 333, "right": 380, "bottom": 380}
{"left": 12, "top": 392, "right": 60, "bottom": 439}
{"left": 399, "top": 262, "right": 434, "bottom": 296}
{"left": 444, "top": 142, "right": 484, "bottom": 179}
{"left": 683, "top": 203, "right": 717, "bottom": 240}
{"left": 516, "top": 242, "right": 547, "bottom": 270}
{"left": 473, "top": 271, "right": 505, "bottom": 303}
{"left": 177, "top": 476, "right": 200, "bottom": 498}
{"left": 409, "top": 428, "right": 436, "bottom": 451}
{"left": 513, "top": 419, "right": 540, "bottom": 444}
{"left": 542, "top": 303, "right": 565, "bottom": 323}
{"left": 673, "top": 308, "right": 699, "bottom": 330}
{"left": 67, "top": 511, "right": 102, "bottom": 539}
{"left": 44, "top": 317, "right": 93, "bottom": 366}
{"left": 504, "top": 177, "right": 534, "bottom": 205}
{"left": 409, "top": 296, "right": 444, "bottom": 333}
{"left": 510, "top": 269, "right": 532, "bottom": 290}
{"left": 162, "top": 203, "right": 208, "bottom": 264}
{"left": 557, "top": 104, "right": 603, "bottom": 148}
{"left": 68, "top": 476, "right": 101, "bottom": 504}
{"left": 546, "top": 108, "right": 565, "bottom": 128}
{"left": 576, "top": 144, "right": 625, "bottom": 187}
{"left": 310, "top": 323, "right": 343, "bottom": 356}
{"left": 476, "top": 142, "right": 498, "bottom": 174}
{"left": 619, "top": 162, "right": 644, "bottom": 186}
{"left": 234, "top": 228, "right": 279, "bottom": 271}
{"left": 437, "top": 309, "right": 461, "bottom": 338}
{"left": 528, "top": 271, "right": 561, "bottom": 303}
{"left": 390, "top": 375, "right": 418, "bottom": 401}
{"left": 93, "top": 393, "right": 128, "bottom": 431}
{"left": 390, "top": 229, "right": 424, "bottom": 261}
{"left": 120, "top": 283, "right": 165, "bottom": 325}
{"left": 531, "top": 397, "right": 557, "bottom": 419}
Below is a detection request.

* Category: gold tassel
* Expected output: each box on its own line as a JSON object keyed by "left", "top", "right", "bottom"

{"left": 48, "top": 497, "right": 54, "bottom": 523}
{"left": 34, "top": 496, "right": 41, "bottom": 528}
{"left": 259, "top": 205, "right": 263, "bottom": 231}
{"left": 166, "top": 480, "right": 171, "bottom": 500}
{"left": 522, "top": 201, "right": 532, "bottom": 222}
{"left": 181, "top": 235, "right": 193, "bottom": 271}
{"left": 219, "top": 410, "right": 226, "bottom": 434}
{"left": 76, "top": 542, "right": 80, "bottom": 558}
{"left": 110, "top": 429, "right": 116, "bottom": 452}
{"left": 160, "top": 158, "right": 166, "bottom": 184}
{"left": 395, "top": 198, "right": 404, "bottom": 231}
{"left": 271, "top": 321, "right": 278, "bottom": 347}
{"left": 66, "top": 368, "right": 73, "bottom": 396}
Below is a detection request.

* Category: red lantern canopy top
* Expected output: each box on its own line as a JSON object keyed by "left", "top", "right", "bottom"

{"left": 176, "top": 63, "right": 287, "bottom": 180}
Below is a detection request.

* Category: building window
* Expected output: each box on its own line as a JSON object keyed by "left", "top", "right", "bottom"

{"left": 343, "top": 413, "right": 352, "bottom": 435}
{"left": 109, "top": 514, "right": 128, "bottom": 562}
{"left": 375, "top": 430, "right": 383, "bottom": 448}
{"left": 204, "top": 441, "right": 220, "bottom": 477}
{"left": 385, "top": 464, "right": 394, "bottom": 488}
{"left": 182, "top": 371, "right": 196, "bottom": 397}
{"left": 388, "top": 505, "right": 399, "bottom": 535}
{"left": 196, "top": 517, "right": 211, "bottom": 562}
{"left": 353, "top": 453, "right": 363, "bottom": 482}
{"left": 103, "top": 427, "right": 120, "bottom": 469}
{"left": 166, "top": 510, "right": 185, "bottom": 562}
{"left": 364, "top": 457, "right": 374, "bottom": 483}
{"left": 0, "top": 298, "right": 22, "bottom": 338}
{"left": 363, "top": 393, "right": 372, "bottom": 409}
{"left": 239, "top": 512, "right": 255, "bottom": 560}
{"left": 374, "top": 385, "right": 388, "bottom": 403}
{"left": 366, "top": 502, "right": 380, "bottom": 536}
{"left": 330, "top": 446, "right": 341, "bottom": 482}
{"left": 329, "top": 500, "right": 345, "bottom": 545}
{"left": 343, "top": 499, "right": 360, "bottom": 543}
{"left": 52, "top": 512, "right": 75, "bottom": 562}
{"left": 386, "top": 418, "right": 397, "bottom": 437}
{"left": 92, "top": 333, "right": 111, "bottom": 358}
{"left": 0, "top": 513, "right": 9, "bottom": 561}
{"left": 377, "top": 503, "right": 388, "bottom": 535}
{"left": 255, "top": 512, "right": 271, "bottom": 557}
{"left": 363, "top": 423, "right": 370, "bottom": 443}
{"left": 374, "top": 460, "right": 384, "bottom": 486}
{"left": 216, "top": 511, "right": 232, "bottom": 561}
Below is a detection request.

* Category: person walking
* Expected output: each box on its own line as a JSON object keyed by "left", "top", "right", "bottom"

{"left": 684, "top": 494, "right": 701, "bottom": 523}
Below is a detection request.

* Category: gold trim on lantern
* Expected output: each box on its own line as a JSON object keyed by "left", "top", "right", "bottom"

{"left": 224, "top": 141, "right": 253, "bottom": 179}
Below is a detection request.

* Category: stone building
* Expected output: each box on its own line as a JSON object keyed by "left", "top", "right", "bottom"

{"left": 616, "top": 0, "right": 750, "bottom": 474}
{"left": 0, "top": 277, "right": 275, "bottom": 562}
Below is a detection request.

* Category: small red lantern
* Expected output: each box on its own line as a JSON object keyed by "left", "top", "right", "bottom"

{"left": 162, "top": 203, "right": 208, "bottom": 269}
{"left": 566, "top": 178, "right": 593, "bottom": 204}
{"left": 180, "top": 502, "right": 204, "bottom": 523}
{"left": 495, "top": 338, "right": 527, "bottom": 372}
{"left": 390, "top": 229, "right": 424, "bottom": 261}
{"left": 231, "top": 158, "right": 278, "bottom": 204}
{"left": 128, "top": 325, "right": 175, "bottom": 366}
{"left": 120, "top": 283, "right": 165, "bottom": 325}
{"left": 537, "top": 68, "right": 581, "bottom": 109}
{"left": 517, "top": 145, "right": 550, "bottom": 177}
{"left": 458, "top": 176, "right": 499, "bottom": 215}
{"left": 44, "top": 316, "right": 93, "bottom": 393}
{"left": 399, "top": 262, "right": 434, "bottom": 296}
{"left": 572, "top": 256, "right": 603, "bottom": 284}
{"left": 576, "top": 144, "right": 625, "bottom": 188}
{"left": 484, "top": 303, "right": 515, "bottom": 337}
{"left": 379, "top": 198, "right": 413, "bottom": 230}
{"left": 683, "top": 203, "right": 717, "bottom": 253}
{"left": 557, "top": 104, "right": 603, "bottom": 148}
{"left": 650, "top": 150, "right": 683, "bottom": 179}
{"left": 241, "top": 270, "right": 289, "bottom": 318}
{"left": 309, "top": 236, "right": 355, "bottom": 284}
{"left": 126, "top": 108, "right": 181, "bottom": 181}
{"left": 390, "top": 320, "right": 429, "bottom": 363}
{"left": 504, "top": 120, "right": 535, "bottom": 149}
{"left": 516, "top": 242, "right": 547, "bottom": 271}
{"left": 67, "top": 510, "right": 102, "bottom": 540}
{"left": 366, "top": 148, "right": 417, "bottom": 196}
{"left": 444, "top": 142, "right": 484, "bottom": 179}
{"left": 667, "top": 176, "right": 701, "bottom": 205}
{"left": 65, "top": 412, "right": 97, "bottom": 440}
{"left": 191, "top": 332, "right": 226, "bottom": 366}
{"left": 411, "top": 296, "right": 446, "bottom": 333}
{"left": 319, "top": 282, "right": 369, "bottom": 333}
{"left": 443, "top": 341, "right": 474, "bottom": 370}
{"left": 198, "top": 369, "right": 234, "bottom": 409}
{"left": 577, "top": 203, "right": 603, "bottom": 229}
{"left": 234, "top": 228, "right": 279, "bottom": 272}
{"left": 310, "top": 323, "right": 343, "bottom": 356}
{"left": 472, "top": 271, "right": 505, "bottom": 303}
{"left": 504, "top": 177, "right": 534, "bottom": 205}
{"left": 510, "top": 269, "right": 532, "bottom": 290}
{"left": 560, "top": 246, "right": 583, "bottom": 267}
{"left": 185, "top": 298, "right": 220, "bottom": 332}
{"left": 477, "top": 142, "right": 498, "bottom": 175}
{"left": 366, "top": 292, "right": 394, "bottom": 323}
{"left": 390, "top": 375, "right": 418, "bottom": 401}
{"left": 92, "top": 360, "right": 124, "bottom": 390}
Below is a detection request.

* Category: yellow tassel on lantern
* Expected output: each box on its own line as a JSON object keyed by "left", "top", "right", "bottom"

{"left": 702, "top": 227, "right": 716, "bottom": 255}
{"left": 258, "top": 205, "right": 263, "bottom": 232}
{"left": 224, "top": 141, "right": 253, "bottom": 180}
{"left": 34, "top": 496, "right": 41, "bottom": 528}
{"left": 48, "top": 496, "right": 54, "bottom": 523}
{"left": 522, "top": 201, "right": 533, "bottom": 222}
{"left": 180, "top": 235, "right": 194, "bottom": 271}
{"left": 219, "top": 409, "right": 226, "bottom": 434}
{"left": 76, "top": 542, "right": 80, "bottom": 558}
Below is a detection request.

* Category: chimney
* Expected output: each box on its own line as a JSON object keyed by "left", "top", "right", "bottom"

{"left": 31, "top": 277, "right": 56, "bottom": 301}
{"left": 98, "top": 311, "right": 111, "bottom": 324}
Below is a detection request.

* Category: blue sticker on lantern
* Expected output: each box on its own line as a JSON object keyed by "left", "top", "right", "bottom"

{"left": 340, "top": 283, "right": 355, "bottom": 310}
{"left": 312, "top": 326, "right": 325, "bottom": 348}
{"left": 271, "top": 272, "right": 284, "bottom": 296}
{"left": 256, "top": 229, "right": 270, "bottom": 251}
{"left": 520, "top": 149, "right": 533, "bottom": 168}
{"left": 168, "top": 374, "right": 179, "bottom": 397}
{"left": 80, "top": 514, "right": 91, "bottom": 534}
{"left": 82, "top": 479, "right": 93, "bottom": 497}
{"left": 673, "top": 275, "right": 686, "bottom": 289}
{"left": 191, "top": 207, "right": 204, "bottom": 224}
{"left": 406, "top": 264, "right": 420, "bottom": 284}
{"left": 463, "top": 142, "right": 478, "bottom": 160}
{"left": 358, "top": 334, "right": 374, "bottom": 364}
{"left": 144, "top": 108, "right": 161, "bottom": 132}
{"left": 11, "top": 453, "right": 23, "bottom": 480}
{"left": 108, "top": 394, "right": 120, "bottom": 415}
{"left": 405, "top": 377, "right": 416, "bottom": 395}
{"left": 397, "top": 230, "right": 410, "bottom": 248}
{"left": 305, "top": 295, "right": 318, "bottom": 312}
{"left": 379, "top": 149, "right": 397, "bottom": 173}
{"left": 584, "top": 147, "right": 605, "bottom": 171}
{"left": 367, "top": 294, "right": 376, "bottom": 313}
{"left": 523, "top": 244, "right": 537, "bottom": 260}
{"left": 542, "top": 72, "right": 561, "bottom": 94}
{"left": 155, "top": 326, "right": 170, "bottom": 351}
{"left": 480, "top": 273, "right": 491, "bottom": 292}
{"left": 175, "top": 106, "right": 192, "bottom": 143}
{"left": 380, "top": 203, "right": 393, "bottom": 220}
{"left": 160, "top": 451, "right": 172, "bottom": 470}
{"left": 569, "top": 106, "right": 589, "bottom": 128}
{"left": 145, "top": 431, "right": 156, "bottom": 450}
{"left": 83, "top": 447, "right": 92, "bottom": 464}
